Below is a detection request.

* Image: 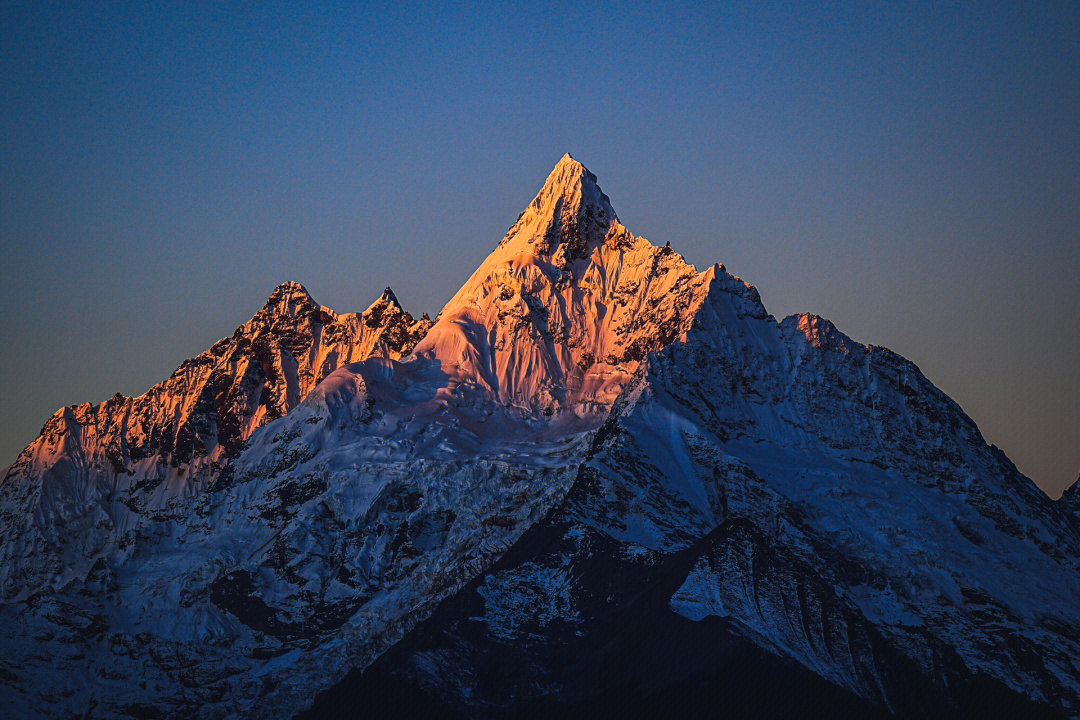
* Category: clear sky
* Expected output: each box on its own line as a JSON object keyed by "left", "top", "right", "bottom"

{"left": 1, "top": 2, "right": 1077, "bottom": 496}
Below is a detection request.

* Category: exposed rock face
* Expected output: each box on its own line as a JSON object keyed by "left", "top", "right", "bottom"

{"left": 0, "top": 156, "right": 1077, "bottom": 720}
{"left": 1063, "top": 474, "right": 1080, "bottom": 517}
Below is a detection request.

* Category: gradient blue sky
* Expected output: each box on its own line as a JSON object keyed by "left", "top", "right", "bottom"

{"left": 2, "top": 2, "right": 1078, "bottom": 495}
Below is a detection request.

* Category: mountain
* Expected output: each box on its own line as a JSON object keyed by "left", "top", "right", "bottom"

{"left": 413, "top": 153, "right": 714, "bottom": 414}
{"left": 0, "top": 283, "right": 431, "bottom": 598}
{"left": 1, "top": 155, "right": 1078, "bottom": 719}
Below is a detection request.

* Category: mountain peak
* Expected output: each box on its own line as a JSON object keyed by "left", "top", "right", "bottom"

{"left": 782, "top": 313, "right": 857, "bottom": 354}
{"left": 538, "top": 153, "right": 615, "bottom": 220}
{"left": 263, "top": 281, "right": 317, "bottom": 316}
{"left": 500, "top": 154, "right": 618, "bottom": 258}
{"left": 547, "top": 152, "right": 591, "bottom": 183}
{"left": 378, "top": 286, "right": 401, "bottom": 309}
{"left": 362, "top": 285, "right": 409, "bottom": 329}
{"left": 416, "top": 154, "right": 712, "bottom": 412}
{"left": 271, "top": 280, "right": 310, "bottom": 295}
{"left": 363, "top": 286, "right": 402, "bottom": 314}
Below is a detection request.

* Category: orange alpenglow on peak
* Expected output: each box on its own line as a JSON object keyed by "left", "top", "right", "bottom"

{"left": 499, "top": 154, "right": 618, "bottom": 258}
{"left": 412, "top": 154, "right": 727, "bottom": 412}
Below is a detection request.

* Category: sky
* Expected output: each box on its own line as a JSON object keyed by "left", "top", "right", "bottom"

{"left": 1, "top": 1, "right": 1077, "bottom": 496}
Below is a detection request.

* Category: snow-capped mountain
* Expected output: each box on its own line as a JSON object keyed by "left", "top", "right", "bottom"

{"left": 0, "top": 283, "right": 431, "bottom": 597}
{"left": 413, "top": 153, "right": 715, "bottom": 414}
{"left": 1, "top": 155, "right": 1078, "bottom": 719}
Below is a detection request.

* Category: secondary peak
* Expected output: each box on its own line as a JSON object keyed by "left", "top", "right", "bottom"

{"left": 263, "top": 281, "right": 316, "bottom": 314}
{"left": 377, "top": 286, "right": 401, "bottom": 309}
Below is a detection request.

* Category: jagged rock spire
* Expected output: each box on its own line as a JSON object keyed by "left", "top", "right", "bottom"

{"left": 362, "top": 286, "right": 404, "bottom": 327}
{"left": 378, "top": 286, "right": 401, "bottom": 309}
{"left": 263, "top": 281, "right": 317, "bottom": 317}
